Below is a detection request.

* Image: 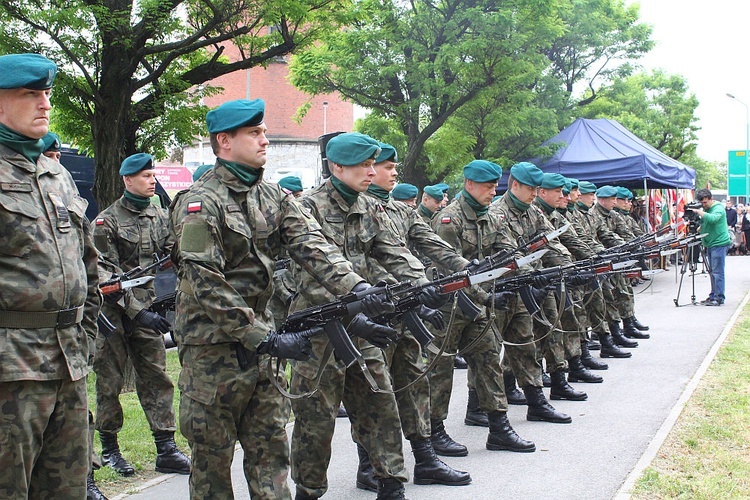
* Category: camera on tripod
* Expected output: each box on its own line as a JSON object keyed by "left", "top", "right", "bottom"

{"left": 682, "top": 201, "right": 702, "bottom": 233}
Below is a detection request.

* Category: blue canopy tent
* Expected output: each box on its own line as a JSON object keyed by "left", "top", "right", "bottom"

{"left": 497, "top": 118, "right": 697, "bottom": 192}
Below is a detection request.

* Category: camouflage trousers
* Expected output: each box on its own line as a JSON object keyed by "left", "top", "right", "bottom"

{"left": 382, "top": 332, "right": 430, "bottom": 440}
{"left": 428, "top": 310, "right": 507, "bottom": 420}
{"left": 583, "top": 286, "right": 611, "bottom": 335}
{"left": 179, "top": 343, "right": 291, "bottom": 499}
{"left": 602, "top": 280, "right": 622, "bottom": 323}
{"left": 94, "top": 308, "right": 176, "bottom": 434}
{"left": 499, "top": 295, "right": 543, "bottom": 388}
{"left": 536, "top": 292, "right": 566, "bottom": 373}
{"left": 290, "top": 341, "right": 407, "bottom": 498}
{"left": 613, "top": 277, "right": 636, "bottom": 318}
{"left": 560, "top": 287, "right": 584, "bottom": 358}
{"left": 0, "top": 378, "right": 88, "bottom": 499}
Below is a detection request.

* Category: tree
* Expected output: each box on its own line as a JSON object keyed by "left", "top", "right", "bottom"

{"left": 0, "top": 0, "right": 348, "bottom": 208}
{"left": 289, "top": 0, "right": 563, "bottom": 187}
{"left": 577, "top": 70, "right": 701, "bottom": 160}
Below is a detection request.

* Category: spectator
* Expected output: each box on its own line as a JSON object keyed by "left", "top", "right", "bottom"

{"left": 693, "top": 189, "right": 732, "bottom": 306}
{"left": 741, "top": 206, "right": 750, "bottom": 255}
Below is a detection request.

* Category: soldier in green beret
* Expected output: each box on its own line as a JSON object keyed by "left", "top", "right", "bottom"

{"left": 170, "top": 103, "right": 391, "bottom": 498}
{"left": 429, "top": 159, "right": 537, "bottom": 455}
{"left": 191, "top": 163, "right": 213, "bottom": 182}
{"left": 418, "top": 184, "right": 446, "bottom": 222}
{"left": 278, "top": 175, "right": 304, "bottom": 197}
{"left": 0, "top": 53, "right": 102, "bottom": 499}
{"left": 287, "top": 132, "right": 429, "bottom": 500}
{"left": 490, "top": 162, "right": 574, "bottom": 423}
{"left": 41, "top": 131, "right": 62, "bottom": 161}
{"left": 92, "top": 152, "right": 191, "bottom": 479}
{"left": 391, "top": 182, "right": 419, "bottom": 207}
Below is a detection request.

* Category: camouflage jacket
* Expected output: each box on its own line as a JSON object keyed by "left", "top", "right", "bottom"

{"left": 567, "top": 207, "right": 605, "bottom": 255}
{"left": 573, "top": 203, "right": 622, "bottom": 250}
{"left": 365, "top": 192, "right": 469, "bottom": 275}
{"left": 169, "top": 164, "right": 363, "bottom": 351}
{"left": 616, "top": 209, "right": 645, "bottom": 238}
{"left": 0, "top": 145, "right": 100, "bottom": 382}
{"left": 492, "top": 193, "right": 571, "bottom": 269}
{"left": 532, "top": 200, "right": 589, "bottom": 263}
{"left": 591, "top": 203, "right": 627, "bottom": 248}
{"left": 92, "top": 196, "right": 173, "bottom": 318}
{"left": 431, "top": 195, "right": 515, "bottom": 305}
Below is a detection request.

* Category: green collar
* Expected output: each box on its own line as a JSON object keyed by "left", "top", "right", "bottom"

{"left": 217, "top": 158, "right": 261, "bottom": 187}
{"left": 460, "top": 190, "right": 488, "bottom": 217}
{"left": 508, "top": 191, "right": 530, "bottom": 212}
{"left": 123, "top": 190, "right": 152, "bottom": 210}
{"left": 367, "top": 184, "right": 390, "bottom": 202}
{"left": 535, "top": 196, "right": 555, "bottom": 215}
{"left": 331, "top": 176, "right": 360, "bottom": 205}
{"left": 576, "top": 201, "right": 590, "bottom": 213}
{"left": 418, "top": 203, "right": 434, "bottom": 219}
{"left": 0, "top": 123, "right": 45, "bottom": 164}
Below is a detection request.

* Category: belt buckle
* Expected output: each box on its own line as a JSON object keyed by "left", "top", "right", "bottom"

{"left": 57, "top": 307, "right": 78, "bottom": 328}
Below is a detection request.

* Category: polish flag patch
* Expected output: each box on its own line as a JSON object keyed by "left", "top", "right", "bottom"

{"left": 441, "top": 216, "right": 451, "bottom": 224}
{"left": 95, "top": 218, "right": 105, "bottom": 225}
{"left": 187, "top": 201, "right": 203, "bottom": 213}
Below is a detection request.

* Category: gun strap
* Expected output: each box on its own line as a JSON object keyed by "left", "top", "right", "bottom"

{"left": 267, "top": 343, "right": 336, "bottom": 400}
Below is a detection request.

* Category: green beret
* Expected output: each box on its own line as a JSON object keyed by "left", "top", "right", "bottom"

{"left": 206, "top": 99, "right": 265, "bottom": 134}
{"left": 375, "top": 142, "right": 398, "bottom": 163}
{"left": 435, "top": 183, "right": 450, "bottom": 193}
{"left": 568, "top": 178, "right": 579, "bottom": 189}
{"left": 510, "top": 162, "right": 544, "bottom": 187}
{"left": 423, "top": 185, "right": 444, "bottom": 201}
{"left": 192, "top": 164, "right": 212, "bottom": 182}
{"left": 616, "top": 186, "right": 633, "bottom": 199}
{"left": 463, "top": 160, "right": 502, "bottom": 183}
{"left": 0, "top": 53, "right": 57, "bottom": 90}
{"left": 42, "top": 132, "right": 62, "bottom": 152}
{"left": 119, "top": 153, "right": 154, "bottom": 176}
{"left": 540, "top": 173, "right": 566, "bottom": 190}
{"left": 326, "top": 132, "right": 381, "bottom": 166}
{"left": 578, "top": 181, "right": 597, "bottom": 194}
{"left": 562, "top": 179, "right": 573, "bottom": 195}
{"left": 391, "top": 183, "right": 419, "bottom": 200}
{"left": 596, "top": 185, "right": 618, "bottom": 198}
{"left": 278, "top": 175, "right": 304, "bottom": 193}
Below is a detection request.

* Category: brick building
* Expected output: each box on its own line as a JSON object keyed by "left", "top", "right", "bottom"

{"left": 182, "top": 44, "right": 354, "bottom": 188}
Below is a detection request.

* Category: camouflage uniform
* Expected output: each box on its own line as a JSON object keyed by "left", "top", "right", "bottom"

{"left": 428, "top": 195, "right": 513, "bottom": 420}
{"left": 366, "top": 192, "right": 469, "bottom": 440}
{"left": 0, "top": 147, "right": 100, "bottom": 499}
{"left": 92, "top": 196, "right": 177, "bottom": 435}
{"left": 170, "top": 165, "right": 364, "bottom": 499}
{"left": 590, "top": 203, "right": 629, "bottom": 321}
{"left": 491, "top": 193, "right": 569, "bottom": 386}
{"left": 289, "top": 179, "right": 427, "bottom": 498}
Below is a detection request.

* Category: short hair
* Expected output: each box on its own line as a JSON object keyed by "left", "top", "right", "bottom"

{"left": 209, "top": 130, "right": 238, "bottom": 154}
{"left": 695, "top": 188, "right": 712, "bottom": 201}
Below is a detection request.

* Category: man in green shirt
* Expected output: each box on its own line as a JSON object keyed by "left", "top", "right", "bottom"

{"left": 693, "top": 188, "right": 732, "bottom": 306}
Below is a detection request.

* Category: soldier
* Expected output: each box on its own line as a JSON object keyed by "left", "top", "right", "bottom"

{"left": 191, "top": 163, "right": 213, "bottom": 182}
{"left": 278, "top": 175, "right": 305, "bottom": 198}
{"left": 92, "top": 153, "right": 191, "bottom": 477}
{"left": 41, "top": 130, "right": 62, "bottom": 161}
{"left": 289, "top": 132, "right": 440, "bottom": 500}
{"left": 491, "top": 162, "right": 573, "bottom": 424}
{"left": 429, "top": 160, "right": 536, "bottom": 454}
{"left": 417, "top": 184, "right": 446, "bottom": 222}
{"left": 353, "top": 141, "right": 471, "bottom": 491}
{"left": 169, "top": 102, "right": 390, "bottom": 499}
{"left": 391, "top": 182, "right": 419, "bottom": 207}
{"left": 0, "top": 53, "right": 101, "bottom": 498}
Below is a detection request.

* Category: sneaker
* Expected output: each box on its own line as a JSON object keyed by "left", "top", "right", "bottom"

{"left": 700, "top": 297, "right": 716, "bottom": 305}
{"left": 704, "top": 299, "right": 720, "bottom": 306}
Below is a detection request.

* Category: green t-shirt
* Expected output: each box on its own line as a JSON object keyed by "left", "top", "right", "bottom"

{"left": 700, "top": 201, "right": 732, "bottom": 248}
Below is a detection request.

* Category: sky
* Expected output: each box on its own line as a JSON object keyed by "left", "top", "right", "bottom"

{"left": 631, "top": 0, "right": 750, "bottom": 163}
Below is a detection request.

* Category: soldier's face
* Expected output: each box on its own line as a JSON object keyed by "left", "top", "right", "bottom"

{"left": 538, "top": 187, "right": 563, "bottom": 208}
{"left": 465, "top": 179, "right": 498, "bottom": 207}
{"left": 598, "top": 196, "right": 616, "bottom": 210}
{"left": 579, "top": 193, "right": 595, "bottom": 207}
{"left": 568, "top": 188, "right": 580, "bottom": 203}
{"left": 0, "top": 87, "right": 52, "bottom": 139}
{"left": 43, "top": 150, "right": 61, "bottom": 162}
{"left": 441, "top": 193, "right": 449, "bottom": 208}
{"left": 511, "top": 180, "right": 537, "bottom": 204}
{"left": 218, "top": 124, "right": 269, "bottom": 168}
{"left": 615, "top": 198, "right": 628, "bottom": 210}
{"left": 124, "top": 169, "right": 157, "bottom": 198}
{"left": 421, "top": 194, "right": 441, "bottom": 212}
{"left": 372, "top": 160, "right": 399, "bottom": 191}
{"left": 333, "top": 159, "right": 376, "bottom": 192}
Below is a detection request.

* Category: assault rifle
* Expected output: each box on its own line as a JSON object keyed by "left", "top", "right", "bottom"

{"left": 100, "top": 254, "right": 172, "bottom": 295}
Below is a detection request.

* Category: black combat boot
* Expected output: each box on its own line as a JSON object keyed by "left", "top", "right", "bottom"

{"left": 503, "top": 371, "right": 527, "bottom": 405}
{"left": 486, "top": 411, "right": 536, "bottom": 452}
{"left": 464, "top": 388, "right": 489, "bottom": 427}
{"left": 295, "top": 489, "right": 319, "bottom": 500}
{"left": 376, "top": 478, "right": 406, "bottom": 500}
{"left": 356, "top": 443, "right": 378, "bottom": 492}
{"left": 580, "top": 340, "right": 608, "bottom": 370}
{"left": 153, "top": 431, "right": 191, "bottom": 475}
{"left": 632, "top": 316, "right": 650, "bottom": 331}
{"left": 599, "top": 332, "right": 632, "bottom": 358}
{"left": 567, "top": 355, "right": 603, "bottom": 383}
{"left": 430, "top": 419, "right": 468, "bottom": 457}
{"left": 99, "top": 432, "right": 135, "bottom": 476}
{"left": 623, "top": 317, "right": 650, "bottom": 339}
{"left": 522, "top": 386, "right": 572, "bottom": 423}
{"left": 541, "top": 370, "right": 552, "bottom": 387}
{"left": 609, "top": 321, "right": 639, "bottom": 348}
{"left": 549, "top": 370, "right": 588, "bottom": 401}
{"left": 410, "top": 438, "right": 472, "bottom": 486}
{"left": 87, "top": 471, "right": 108, "bottom": 500}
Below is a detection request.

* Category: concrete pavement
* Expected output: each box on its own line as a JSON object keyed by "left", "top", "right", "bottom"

{"left": 118, "top": 254, "right": 750, "bottom": 500}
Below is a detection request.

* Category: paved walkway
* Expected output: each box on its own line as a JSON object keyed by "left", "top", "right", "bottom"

{"left": 118, "top": 255, "right": 750, "bottom": 500}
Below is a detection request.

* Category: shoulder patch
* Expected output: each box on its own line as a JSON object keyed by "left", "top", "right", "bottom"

{"left": 187, "top": 201, "right": 202, "bottom": 213}
{"left": 95, "top": 217, "right": 105, "bottom": 225}
{"left": 441, "top": 216, "right": 451, "bottom": 224}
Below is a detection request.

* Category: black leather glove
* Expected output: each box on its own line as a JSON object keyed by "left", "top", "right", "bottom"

{"left": 531, "top": 274, "right": 550, "bottom": 289}
{"left": 133, "top": 309, "right": 171, "bottom": 334}
{"left": 419, "top": 285, "right": 450, "bottom": 309}
{"left": 567, "top": 272, "right": 596, "bottom": 287}
{"left": 352, "top": 282, "right": 396, "bottom": 318}
{"left": 103, "top": 290, "right": 124, "bottom": 305}
{"left": 464, "top": 258, "right": 483, "bottom": 274}
{"left": 417, "top": 305, "right": 445, "bottom": 330}
{"left": 484, "top": 291, "right": 514, "bottom": 310}
{"left": 530, "top": 286, "right": 549, "bottom": 305}
{"left": 348, "top": 313, "right": 399, "bottom": 349}
{"left": 257, "top": 329, "right": 317, "bottom": 360}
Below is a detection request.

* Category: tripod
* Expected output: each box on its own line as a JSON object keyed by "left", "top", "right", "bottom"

{"left": 673, "top": 241, "right": 710, "bottom": 307}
